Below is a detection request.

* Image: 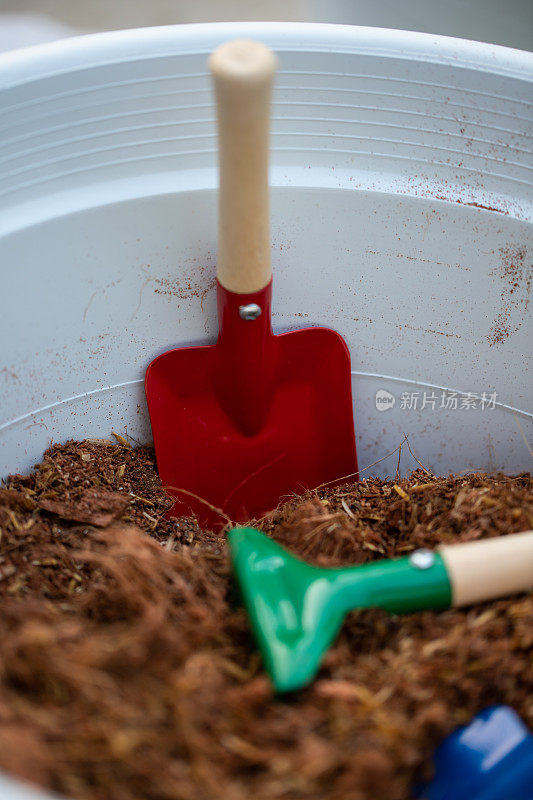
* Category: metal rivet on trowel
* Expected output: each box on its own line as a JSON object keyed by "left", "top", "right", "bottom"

{"left": 239, "top": 303, "right": 262, "bottom": 320}
{"left": 409, "top": 549, "right": 435, "bottom": 570}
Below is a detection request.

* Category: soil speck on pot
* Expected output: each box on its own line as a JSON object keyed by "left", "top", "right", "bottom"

{"left": 488, "top": 244, "right": 532, "bottom": 346}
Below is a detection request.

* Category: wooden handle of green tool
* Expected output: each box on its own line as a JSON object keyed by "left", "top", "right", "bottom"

{"left": 439, "top": 530, "right": 533, "bottom": 606}
{"left": 209, "top": 40, "right": 277, "bottom": 293}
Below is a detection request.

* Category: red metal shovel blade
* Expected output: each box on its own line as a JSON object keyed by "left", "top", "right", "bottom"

{"left": 145, "top": 282, "right": 357, "bottom": 529}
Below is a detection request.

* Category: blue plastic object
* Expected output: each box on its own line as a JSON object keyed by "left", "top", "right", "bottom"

{"left": 419, "top": 705, "right": 533, "bottom": 800}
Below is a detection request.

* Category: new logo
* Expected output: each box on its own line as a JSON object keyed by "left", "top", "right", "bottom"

{"left": 375, "top": 389, "right": 396, "bottom": 412}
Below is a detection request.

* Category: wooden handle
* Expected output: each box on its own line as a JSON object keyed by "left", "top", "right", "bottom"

{"left": 439, "top": 530, "right": 533, "bottom": 607}
{"left": 209, "top": 40, "right": 278, "bottom": 293}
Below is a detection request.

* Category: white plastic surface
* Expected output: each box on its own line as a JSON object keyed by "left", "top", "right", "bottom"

{"left": 0, "top": 776, "right": 62, "bottom": 800}
{"left": 0, "top": 22, "right": 532, "bottom": 480}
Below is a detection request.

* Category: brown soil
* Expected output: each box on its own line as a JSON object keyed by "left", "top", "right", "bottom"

{"left": 0, "top": 439, "right": 531, "bottom": 800}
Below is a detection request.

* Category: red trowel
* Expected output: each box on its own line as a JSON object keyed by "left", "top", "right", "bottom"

{"left": 145, "top": 40, "right": 357, "bottom": 529}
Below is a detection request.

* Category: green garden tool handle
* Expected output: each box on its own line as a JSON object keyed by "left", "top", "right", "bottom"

{"left": 326, "top": 530, "right": 533, "bottom": 616}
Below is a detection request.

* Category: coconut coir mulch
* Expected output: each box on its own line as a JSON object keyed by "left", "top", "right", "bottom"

{"left": 0, "top": 439, "right": 531, "bottom": 800}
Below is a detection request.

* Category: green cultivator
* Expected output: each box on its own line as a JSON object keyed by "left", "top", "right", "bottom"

{"left": 228, "top": 527, "right": 533, "bottom": 692}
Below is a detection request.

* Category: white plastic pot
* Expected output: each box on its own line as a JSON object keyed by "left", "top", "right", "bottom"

{"left": 0, "top": 21, "right": 532, "bottom": 796}
{"left": 1, "top": 22, "right": 532, "bottom": 483}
